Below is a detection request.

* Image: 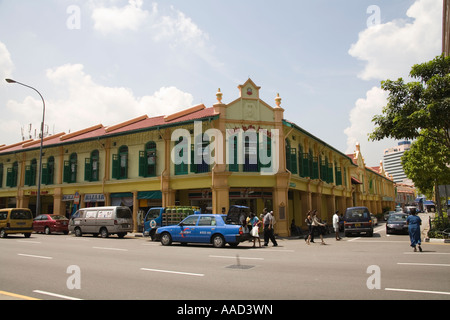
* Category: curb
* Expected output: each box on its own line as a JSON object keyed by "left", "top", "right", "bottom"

{"left": 425, "top": 238, "right": 450, "bottom": 243}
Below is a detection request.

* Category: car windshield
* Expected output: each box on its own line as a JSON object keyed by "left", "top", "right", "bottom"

{"left": 388, "top": 214, "right": 407, "bottom": 222}
{"left": 145, "top": 209, "right": 161, "bottom": 221}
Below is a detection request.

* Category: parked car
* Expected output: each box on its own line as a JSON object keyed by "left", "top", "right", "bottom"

{"left": 386, "top": 213, "right": 408, "bottom": 234}
{"left": 33, "top": 214, "right": 69, "bottom": 235}
{"left": 69, "top": 206, "right": 133, "bottom": 238}
{"left": 344, "top": 206, "right": 373, "bottom": 237}
{"left": 0, "top": 208, "right": 33, "bottom": 238}
{"left": 155, "top": 214, "right": 251, "bottom": 248}
{"left": 384, "top": 211, "right": 395, "bottom": 221}
{"left": 143, "top": 206, "right": 200, "bottom": 240}
{"left": 404, "top": 206, "right": 417, "bottom": 215}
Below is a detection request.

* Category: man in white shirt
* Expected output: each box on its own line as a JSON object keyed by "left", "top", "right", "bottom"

{"left": 332, "top": 211, "right": 341, "bottom": 241}
{"left": 263, "top": 210, "right": 278, "bottom": 247}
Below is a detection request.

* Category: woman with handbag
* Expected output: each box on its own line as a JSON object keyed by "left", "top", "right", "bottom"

{"left": 249, "top": 213, "right": 262, "bottom": 248}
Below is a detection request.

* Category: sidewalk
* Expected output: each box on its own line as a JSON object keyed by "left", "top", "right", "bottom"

{"left": 422, "top": 211, "right": 450, "bottom": 243}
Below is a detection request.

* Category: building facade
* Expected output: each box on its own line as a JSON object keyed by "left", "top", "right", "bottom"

{"left": 382, "top": 141, "right": 411, "bottom": 184}
{"left": 0, "top": 79, "right": 395, "bottom": 236}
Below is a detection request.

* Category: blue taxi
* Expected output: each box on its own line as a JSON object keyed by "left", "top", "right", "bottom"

{"left": 155, "top": 214, "right": 251, "bottom": 248}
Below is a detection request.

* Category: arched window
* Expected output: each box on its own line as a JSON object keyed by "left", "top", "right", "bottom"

{"left": 42, "top": 156, "right": 55, "bottom": 185}
{"left": 112, "top": 146, "right": 128, "bottom": 179}
{"left": 139, "top": 142, "right": 157, "bottom": 177}
{"left": 25, "top": 159, "right": 37, "bottom": 186}
{"left": 85, "top": 150, "right": 100, "bottom": 182}
{"left": 64, "top": 153, "right": 77, "bottom": 183}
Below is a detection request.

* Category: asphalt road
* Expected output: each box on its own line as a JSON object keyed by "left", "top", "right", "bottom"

{"left": 1, "top": 220, "right": 449, "bottom": 301}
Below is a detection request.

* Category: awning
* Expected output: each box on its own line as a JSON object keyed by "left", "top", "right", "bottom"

{"left": 351, "top": 177, "right": 362, "bottom": 184}
{"left": 137, "top": 191, "right": 162, "bottom": 199}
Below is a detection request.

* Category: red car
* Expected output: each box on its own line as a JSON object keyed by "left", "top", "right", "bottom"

{"left": 33, "top": 214, "right": 69, "bottom": 235}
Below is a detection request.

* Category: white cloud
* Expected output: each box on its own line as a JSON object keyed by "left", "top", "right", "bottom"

{"left": 2, "top": 63, "right": 194, "bottom": 143}
{"left": 348, "top": 0, "right": 442, "bottom": 81}
{"left": 91, "top": 0, "right": 150, "bottom": 34}
{"left": 0, "top": 41, "right": 14, "bottom": 84}
{"left": 344, "top": 87, "right": 389, "bottom": 160}
{"left": 345, "top": 0, "right": 442, "bottom": 166}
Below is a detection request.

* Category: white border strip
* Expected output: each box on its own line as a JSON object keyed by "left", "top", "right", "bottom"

{"left": 385, "top": 287, "right": 450, "bottom": 296}
{"left": 140, "top": 268, "right": 204, "bottom": 277}
{"left": 17, "top": 253, "right": 52, "bottom": 260}
{"left": 33, "top": 290, "right": 83, "bottom": 300}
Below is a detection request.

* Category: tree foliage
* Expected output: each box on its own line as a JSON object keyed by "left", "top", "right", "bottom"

{"left": 370, "top": 54, "right": 450, "bottom": 150}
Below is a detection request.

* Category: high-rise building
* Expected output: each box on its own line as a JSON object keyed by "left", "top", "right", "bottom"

{"left": 383, "top": 141, "right": 412, "bottom": 183}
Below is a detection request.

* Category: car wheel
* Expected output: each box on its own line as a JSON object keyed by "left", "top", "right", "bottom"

{"left": 44, "top": 226, "right": 51, "bottom": 235}
{"left": 74, "top": 227, "right": 82, "bottom": 237}
{"left": 212, "top": 234, "right": 225, "bottom": 248}
{"left": 0, "top": 229, "right": 7, "bottom": 238}
{"left": 24, "top": 233, "right": 31, "bottom": 238}
{"left": 100, "top": 228, "right": 109, "bottom": 238}
{"left": 161, "top": 232, "right": 172, "bottom": 246}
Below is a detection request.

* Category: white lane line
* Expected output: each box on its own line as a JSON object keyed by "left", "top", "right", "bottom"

{"left": 397, "top": 262, "right": 450, "bottom": 267}
{"left": 347, "top": 237, "right": 361, "bottom": 242}
{"left": 385, "top": 288, "right": 450, "bottom": 296}
{"left": 404, "top": 252, "right": 450, "bottom": 255}
{"left": 33, "top": 290, "right": 83, "bottom": 300}
{"left": 140, "top": 268, "right": 204, "bottom": 277}
{"left": 249, "top": 249, "right": 294, "bottom": 252}
{"left": 17, "top": 253, "right": 53, "bottom": 260}
{"left": 92, "top": 246, "right": 128, "bottom": 251}
{"left": 209, "top": 255, "right": 264, "bottom": 260}
{"left": 16, "top": 240, "right": 41, "bottom": 244}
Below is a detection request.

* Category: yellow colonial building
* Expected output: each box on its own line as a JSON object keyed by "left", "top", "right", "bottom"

{"left": 0, "top": 79, "right": 395, "bottom": 236}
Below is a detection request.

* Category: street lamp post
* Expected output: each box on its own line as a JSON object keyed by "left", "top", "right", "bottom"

{"left": 5, "top": 78, "right": 46, "bottom": 217}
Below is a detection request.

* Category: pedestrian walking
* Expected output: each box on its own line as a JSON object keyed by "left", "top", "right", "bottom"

{"left": 263, "top": 210, "right": 278, "bottom": 247}
{"left": 306, "top": 211, "right": 326, "bottom": 245}
{"left": 333, "top": 210, "right": 341, "bottom": 240}
{"left": 406, "top": 210, "right": 422, "bottom": 252}
{"left": 249, "top": 213, "right": 261, "bottom": 248}
{"left": 304, "top": 211, "right": 314, "bottom": 242}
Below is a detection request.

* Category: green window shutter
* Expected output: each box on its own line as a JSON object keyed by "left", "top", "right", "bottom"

{"left": 302, "top": 153, "right": 309, "bottom": 177}
{"left": 336, "top": 167, "right": 342, "bottom": 185}
{"left": 290, "top": 148, "right": 298, "bottom": 174}
{"left": 229, "top": 137, "right": 238, "bottom": 172}
{"left": 41, "top": 163, "right": 49, "bottom": 185}
{"left": 63, "top": 160, "right": 70, "bottom": 183}
{"left": 85, "top": 158, "right": 92, "bottom": 181}
{"left": 313, "top": 157, "right": 319, "bottom": 180}
{"left": 112, "top": 154, "right": 119, "bottom": 179}
{"left": 6, "top": 168, "right": 12, "bottom": 187}
{"left": 328, "top": 163, "right": 333, "bottom": 184}
{"left": 139, "top": 150, "right": 146, "bottom": 177}
{"left": 25, "top": 165, "right": 31, "bottom": 186}
{"left": 285, "top": 145, "right": 291, "bottom": 171}
{"left": 190, "top": 144, "right": 197, "bottom": 174}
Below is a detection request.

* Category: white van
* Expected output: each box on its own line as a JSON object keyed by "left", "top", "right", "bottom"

{"left": 69, "top": 206, "right": 133, "bottom": 238}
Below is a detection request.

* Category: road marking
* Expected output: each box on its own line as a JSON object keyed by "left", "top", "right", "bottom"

{"left": 404, "top": 252, "right": 450, "bottom": 255}
{"left": 385, "top": 288, "right": 450, "bottom": 296}
{"left": 0, "top": 290, "right": 40, "bottom": 300}
{"left": 33, "top": 290, "right": 83, "bottom": 300}
{"left": 249, "top": 249, "right": 294, "bottom": 252}
{"left": 92, "top": 246, "right": 128, "bottom": 251}
{"left": 397, "top": 262, "right": 450, "bottom": 267}
{"left": 347, "top": 237, "right": 361, "bottom": 242}
{"left": 17, "top": 253, "right": 53, "bottom": 260}
{"left": 16, "top": 240, "right": 41, "bottom": 244}
{"left": 140, "top": 268, "right": 204, "bottom": 277}
{"left": 209, "top": 255, "right": 264, "bottom": 260}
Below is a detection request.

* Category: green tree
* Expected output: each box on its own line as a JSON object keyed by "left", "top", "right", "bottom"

{"left": 370, "top": 54, "right": 450, "bottom": 150}
{"left": 402, "top": 130, "right": 450, "bottom": 217}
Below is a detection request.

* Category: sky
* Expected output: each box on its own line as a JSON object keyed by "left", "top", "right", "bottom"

{"left": 0, "top": 0, "right": 443, "bottom": 167}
